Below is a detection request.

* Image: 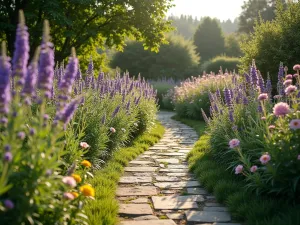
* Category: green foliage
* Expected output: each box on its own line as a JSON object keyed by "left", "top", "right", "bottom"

{"left": 84, "top": 122, "right": 164, "bottom": 225}
{"left": 168, "top": 15, "right": 239, "bottom": 40}
{"left": 193, "top": 17, "right": 225, "bottom": 62}
{"left": 201, "top": 56, "right": 241, "bottom": 73}
{"left": 0, "top": 0, "right": 173, "bottom": 61}
{"left": 240, "top": 0, "right": 299, "bottom": 84}
{"left": 110, "top": 35, "right": 200, "bottom": 80}
{"left": 224, "top": 34, "right": 243, "bottom": 57}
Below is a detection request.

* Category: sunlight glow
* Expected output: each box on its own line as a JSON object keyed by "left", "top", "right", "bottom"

{"left": 168, "top": 0, "right": 244, "bottom": 21}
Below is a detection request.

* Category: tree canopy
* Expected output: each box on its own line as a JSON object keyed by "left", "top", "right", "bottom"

{"left": 238, "top": 0, "right": 287, "bottom": 33}
{"left": 110, "top": 35, "right": 200, "bottom": 80}
{"left": 193, "top": 17, "right": 225, "bottom": 62}
{"left": 0, "top": 0, "right": 173, "bottom": 61}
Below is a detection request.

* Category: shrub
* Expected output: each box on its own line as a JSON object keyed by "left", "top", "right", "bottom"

{"left": 201, "top": 56, "right": 241, "bottom": 73}
{"left": 240, "top": 1, "right": 300, "bottom": 86}
{"left": 110, "top": 35, "right": 200, "bottom": 80}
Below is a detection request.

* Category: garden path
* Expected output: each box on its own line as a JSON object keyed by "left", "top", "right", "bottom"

{"left": 117, "top": 111, "right": 240, "bottom": 225}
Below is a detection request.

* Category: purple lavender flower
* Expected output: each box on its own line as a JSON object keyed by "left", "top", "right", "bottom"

{"left": 4, "top": 144, "right": 11, "bottom": 151}
{"left": 37, "top": 21, "right": 55, "bottom": 98}
{"left": 12, "top": 11, "right": 29, "bottom": 87}
{"left": 126, "top": 101, "right": 131, "bottom": 111}
{"left": 223, "top": 88, "right": 232, "bottom": 108}
{"left": 250, "top": 60, "right": 258, "bottom": 88}
{"left": 76, "top": 67, "right": 82, "bottom": 81}
{"left": 0, "top": 42, "right": 12, "bottom": 114}
{"left": 229, "top": 110, "right": 234, "bottom": 122}
{"left": 266, "top": 74, "right": 272, "bottom": 96}
{"left": 101, "top": 114, "right": 106, "bottom": 124}
{"left": 3, "top": 152, "right": 13, "bottom": 162}
{"left": 22, "top": 48, "right": 39, "bottom": 96}
{"left": 4, "top": 199, "right": 14, "bottom": 209}
{"left": 201, "top": 108, "right": 209, "bottom": 123}
{"left": 257, "top": 71, "right": 265, "bottom": 93}
{"left": 58, "top": 48, "right": 78, "bottom": 98}
{"left": 17, "top": 131, "right": 25, "bottom": 140}
{"left": 112, "top": 105, "right": 120, "bottom": 118}
{"left": 56, "top": 98, "right": 79, "bottom": 125}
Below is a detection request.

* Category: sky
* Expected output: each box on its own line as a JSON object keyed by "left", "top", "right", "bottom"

{"left": 167, "top": 0, "right": 245, "bottom": 21}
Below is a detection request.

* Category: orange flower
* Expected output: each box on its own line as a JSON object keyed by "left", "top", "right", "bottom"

{"left": 71, "top": 192, "right": 79, "bottom": 198}
{"left": 81, "top": 160, "right": 92, "bottom": 168}
{"left": 71, "top": 174, "right": 82, "bottom": 183}
{"left": 80, "top": 184, "right": 95, "bottom": 197}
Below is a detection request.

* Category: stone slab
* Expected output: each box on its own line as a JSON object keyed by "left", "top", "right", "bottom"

{"left": 157, "top": 153, "right": 185, "bottom": 156}
{"left": 133, "top": 173, "right": 154, "bottom": 177}
{"left": 154, "top": 181, "right": 200, "bottom": 189}
{"left": 149, "top": 146, "right": 169, "bottom": 150}
{"left": 167, "top": 173, "right": 189, "bottom": 177}
{"left": 155, "top": 176, "right": 181, "bottom": 182}
{"left": 187, "top": 187, "right": 207, "bottom": 195}
{"left": 120, "top": 220, "right": 177, "bottom": 225}
{"left": 125, "top": 167, "right": 158, "bottom": 172}
{"left": 203, "top": 207, "right": 229, "bottom": 212}
{"left": 178, "top": 150, "right": 191, "bottom": 153}
{"left": 129, "top": 161, "right": 154, "bottom": 165}
{"left": 168, "top": 165, "right": 188, "bottom": 169}
{"left": 130, "top": 198, "right": 149, "bottom": 203}
{"left": 117, "top": 186, "right": 157, "bottom": 196}
{"left": 160, "top": 169, "right": 189, "bottom": 173}
{"left": 133, "top": 215, "right": 159, "bottom": 220}
{"left": 185, "top": 211, "right": 231, "bottom": 223}
{"left": 119, "top": 204, "right": 153, "bottom": 216}
{"left": 156, "top": 159, "right": 180, "bottom": 164}
{"left": 152, "top": 196, "right": 199, "bottom": 210}
{"left": 119, "top": 177, "right": 152, "bottom": 184}
{"left": 166, "top": 213, "right": 184, "bottom": 219}
{"left": 212, "top": 223, "right": 242, "bottom": 225}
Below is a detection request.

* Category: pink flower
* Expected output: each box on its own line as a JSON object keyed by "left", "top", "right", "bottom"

{"left": 290, "top": 119, "right": 300, "bottom": 130}
{"left": 257, "top": 93, "right": 268, "bottom": 101}
{"left": 283, "top": 79, "right": 292, "bottom": 86}
{"left": 261, "top": 117, "right": 266, "bottom": 120}
{"left": 62, "top": 176, "right": 77, "bottom": 188}
{"left": 235, "top": 165, "right": 243, "bottom": 174}
{"left": 260, "top": 154, "right": 271, "bottom": 165}
{"left": 268, "top": 125, "right": 276, "bottom": 129}
{"left": 229, "top": 139, "right": 240, "bottom": 148}
{"left": 297, "top": 155, "right": 300, "bottom": 160}
{"left": 293, "top": 64, "right": 300, "bottom": 70}
{"left": 80, "top": 142, "right": 90, "bottom": 149}
{"left": 250, "top": 165, "right": 258, "bottom": 173}
{"left": 63, "top": 192, "right": 75, "bottom": 200}
{"left": 294, "top": 74, "right": 299, "bottom": 78}
{"left": 285, "top": 85, "right": 297, "bottom": 95}
{"left": 110, "top": 127, "right": 116, "bottom": 133}
{"left": 273, "top": 102, "right": 290, "bottom": 117}
{"left": 286, "top": 74, "right": 293, "bottom": 79}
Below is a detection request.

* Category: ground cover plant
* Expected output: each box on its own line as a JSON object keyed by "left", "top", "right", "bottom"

{"left": 0, "top": 11, "right": 159, "bottom": 224}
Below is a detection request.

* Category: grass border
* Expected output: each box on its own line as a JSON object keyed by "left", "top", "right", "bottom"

{"left": 84, "top": 121, "right": 165, "bottom": 225}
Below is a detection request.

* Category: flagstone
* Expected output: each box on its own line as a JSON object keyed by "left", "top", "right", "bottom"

{"left": 187, "top": 188, "right": 207, "bottom": 195}
{"left": 156, "top": 158, "right": 180, "bottom": 164}
{"left": 155, "top": 176, "right": 181, "bottom": 182}
{"left": 120, "top": 220, "right": 177, "bottom": 225}
{"left": 185, "top": 211, "right": 231, "bottom": 223}
{"left": 124, "top": 167, "right": 158, "bottom": 172}
{"left": 152, "top": 196, "right": 199, "bottom": 210}
{"left": 117, "top": 186, "right": 157, "bottom": 196}
{"left": 119, "top": 177, "right": 152, "bottom": 184}
{"left": 203, "top": 207, "right": 229, "bottom": 212}
{"left": 154, "top": 181, "right": 200, "bottom": 189}
{"left": 119, "top": 204, "right": 153, "bottom": 216}
{"left": 160, "top": 168, "right": 189, "bottom": 173}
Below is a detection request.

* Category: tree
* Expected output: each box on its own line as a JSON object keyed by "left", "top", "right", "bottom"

{"left": 110, "top": 35, "right": 200, "bottom": 80}
{"left": 238, "top": 0, "right": 287, "bottom": 33}
{"left": 0, "top": 0, "right": 173, "bottom": 61}
{"left": 240, "top": 1, "right": 299, "bottom": 86}
{"left": 225, "top": 34, "right": 242, "bottom": 57}
{"left": 193, "top": 17, "right": 225, "bottom": 62}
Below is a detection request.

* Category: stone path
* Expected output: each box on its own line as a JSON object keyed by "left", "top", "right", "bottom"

{"left": 117, "top": 111, "right": 241, "bottom": 225}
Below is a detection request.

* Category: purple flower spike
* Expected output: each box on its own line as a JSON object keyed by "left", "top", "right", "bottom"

{"left": 57, "top": 98, "right": 79, "bottom": 125}
{"left": 0, "top": 42, "right": 12, "bottom": 114}
{"left": 112, "top": 105, "right": 120, "bottom": 118}
{"left": 58, "top": 48, "right": 78, "bottom": 98}
{"left": 223, "top": 88, "right": 232, "bottom": 108}
{"left": 37, "top": 20, "right": 55, "bottom": 99}
{"left": 101, "top": 114, "right": 106, "bottom": 124}
{"left": 266, "top": 74, "right": 272, "bottom": 96}
{"left": 22, "top": 48, "right": 39, "bottom": 97}
{"left": 12, "top": 11, "right": 29, "bottom": 87}
{"left": 3, "top": 152, "right": 13, "bottom": 162}
{"left": 4, "top": 199, "right": 14, "bottom": 209}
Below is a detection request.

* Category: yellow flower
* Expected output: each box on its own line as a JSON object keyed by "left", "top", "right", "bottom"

{"left": 80, "top": 184, "right": 95, "bottom": 197}
{"left": 71, "top": 174, "right": 82, "bottom": 183}
{"left": 71, "top": 192, "right": 79, "bottom": 198}
{"left": 81, "top": 160, "right": 92, "bottom": 168}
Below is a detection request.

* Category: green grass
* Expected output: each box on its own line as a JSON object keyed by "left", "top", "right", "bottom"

{"left": 84, "top": 121, "right": 165, "bottom": 225}
{"left": 187, "top": 134, "right": 300, "bottom": 225}
{"left": 171, "top": 115, "right": 206, "bottom": 136}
